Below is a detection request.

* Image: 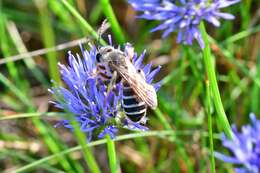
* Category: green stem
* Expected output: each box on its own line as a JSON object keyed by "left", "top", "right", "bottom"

{"left": 154, "top": 108, "right": 172, "bottom": 130}
{"left": 35, "top": 0, "right": 61, "bottom": 85}
{"left": 0, "top": 15, "right": 20, "bottom": 85}
{"left": 70, "top": 117, "right": 101, "bottom": 173}
{"left": 60, "top": 0, "right": 106, "bottom": 45}
{"left": 0, "top": 73, "right": 31, "bottom": 107}
{"left": 0, "top": 112, "right": 65, "bottom": 120}
{"left": 199, "top": 22, "right": 233, "bottom": 139}
{"left": 13, "top": 129, "right": 222, "bottom": 173}
{"left": 7, "top": 21, "right": 49, "bottom": 87}
{"left": 205, "top": 80, "right": 215, "bottom": 173}
{"left": 106, "top": 135, "right": 118, "bottom": 173}
{"left": 99, "top": 0, "right": 125, "bottom": 44}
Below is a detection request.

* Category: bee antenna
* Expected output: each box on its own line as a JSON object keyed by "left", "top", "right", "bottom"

{"left": 97, "top": 19, "right": 110, "bottom": 49}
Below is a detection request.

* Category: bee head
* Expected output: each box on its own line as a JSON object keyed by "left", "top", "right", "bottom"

{"left": 96, "top": 46, "right": 114, "bottom": 63}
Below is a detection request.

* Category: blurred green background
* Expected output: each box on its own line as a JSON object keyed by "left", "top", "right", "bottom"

{"left": 0, "top": 0, "right": 259, "bottom": 172}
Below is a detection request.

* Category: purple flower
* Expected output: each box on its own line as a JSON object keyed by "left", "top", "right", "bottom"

{"left": 215, "top": 113, "right": 260, "bottom": 173}
{"left": 128, "top": 0, "right": 240, "bottom": 48}
{"left": 50, "top": 39, "right": 161, "bottom": 141}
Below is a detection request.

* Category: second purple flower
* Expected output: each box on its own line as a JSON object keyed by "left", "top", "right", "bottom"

{"left": 129, "top": 0, "right": 240, "bottom": 48}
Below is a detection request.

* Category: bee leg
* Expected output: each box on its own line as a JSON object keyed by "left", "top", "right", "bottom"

{"left": 139, "top": 116, "right": 148, "bottom": 124}
{"left": 107, "top": 71, "right": 118, "bottom": 93}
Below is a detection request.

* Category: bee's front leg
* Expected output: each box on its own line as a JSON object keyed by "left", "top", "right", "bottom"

{"left": 107, "top": 71, "right": 118, "bottom": 93}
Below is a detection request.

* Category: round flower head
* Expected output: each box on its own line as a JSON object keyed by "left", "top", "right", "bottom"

{"left": 128, "top": 0, "right": 240, "bottom": 48}
{"left": 215, "top": 113, "right": 260, "bottom": 173}
{"left": 50, "top": 39, "right": 162, "bottom": 141}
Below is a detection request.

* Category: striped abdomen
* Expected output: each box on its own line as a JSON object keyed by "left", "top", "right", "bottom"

{"left": 122, "top": 82, "right": 147, "bottom": 122}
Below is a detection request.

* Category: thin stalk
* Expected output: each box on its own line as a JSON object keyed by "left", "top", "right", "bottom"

{"left": 35, "top": 0, "right": 61, "bottom": 85}
{"left": 69, "top": 117, "right": 101, "bottom": 173}
{"left": 90, "top": 2, "right": 102, "bottom": 24}
{"left": 208, "top": 36, "right": 260, "bottom": 88}
{"left": 6, "top": 21, "right": 49, "bottom": 87}
{"left": 31, "top": 117, "right": 75, "bottom": 173}
{"left": 1, "top": 149, "right": 63, "bottom": 173}
{"left": 106, "top": 135, "right": 118, "bottom": 173}
{"left": 205, "top": 80, "right": 215, "bottom": 173}
{"left": 154, "top": 108, "right": 172, "bottom": 130}
{"left": 0, "top": 112, "right": 65, "bottom": 120}
{"left": 60, "top": 0, "right": 106, "bottom": 45}
{"left": 0, "top": 37, "right": 90, "bottom": 65}
{"left": 252, "top": 52, "right": 260, "bottom": 114}
{"left": 199, "top": 22, "right": 233, "bottom": 139}
{"left": 13, "top": 130, "right": 221, "bottom": 173}
{"left": 0, "top": 73, "right": 31, "bottom": 107}
{"left": 99, "top": 0, "right": 125, "bottom": 44}
{"left": 222, "top": 25, "right": 260, "bottom": 45}
{"left": 0, "top": 15, "right": 19, "bottom": 84}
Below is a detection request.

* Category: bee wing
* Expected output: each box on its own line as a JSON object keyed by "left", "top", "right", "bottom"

{"left": 111, "top": 62, "right": 158, "bottom": 109}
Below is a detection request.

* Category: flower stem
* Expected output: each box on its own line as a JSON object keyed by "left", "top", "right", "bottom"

{"left": 199, "top": 22, "right": 233, "bottom": 139}
{"left": 106, "top": 135, "right": 118, "bottom": 173}
{"left": 205, "top": 80, "right": 215, "bottom": 173}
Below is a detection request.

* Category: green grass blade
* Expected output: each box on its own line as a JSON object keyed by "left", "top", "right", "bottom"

{"left": 208, "top": 36, "right": 260, "bottom": 88}
{"left": 32, "top": 117, "right": 75, "bottom": 173}
{"left": 205, "top": 80, "right": 215, "bottom": 173}
{"left": 0, "top": 112, "right": 65, "bottom": 120}
{"left": 106, "top": 135, "right": 118, "bottom": 173}
{"left": 60, "top": 0, "right": 106, "bottom": 45}
{"left": 222, "top": 25, "right": 260, "bottom": 45}
{"left": 0, "top": 37, "right": 89, "bottom": 65}
{"left": 48, "top": 0, "right": 76, "bottom": 33}
{"left": 252, "top": 52, "right": 260, "bottom": 114}
{"left": 99, "top": 0, "right": 126, "bottom": 44}
{"left": 199, "top": 22, "right": 233, "bottom": 139}
{"left": 43, "top": 117, "right": 85, "bottom": 173}
{"left": 34, "top": 0, "right": 61, "bottom": 85}
{"left": 0, "top": 73, "right": 31, "bottom": 107}
{"left": 0, "top": 14, "right": 19, "bottom": 83}
{"left": 154, "top": 108, "right": 172, "bottom": 130}
{"left": 239, "top": 1, "right": 251, "bottom": 31}
{"left": 13, "top": 130, "right": 216, "bottom": 173}
{"left": 90, "top": 2, "right": 102, "bottom": 24}
{"left": 69, "top": 118, "right": 101, "bottom": 173}
{"left": 6, "top": 21, "right": 49, "bottom": 87}
{"left": 1, "top": 149, "right": 64, "bottom": 173}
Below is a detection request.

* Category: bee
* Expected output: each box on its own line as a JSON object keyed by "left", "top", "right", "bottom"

{"left": 95, "top": 45, "right": 158, "bottom": 123}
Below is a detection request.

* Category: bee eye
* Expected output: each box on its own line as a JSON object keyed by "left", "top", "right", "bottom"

{"left": 96, "top": 53, "right": 101, "bottom": 62}
{"left": 106, "top": 48, "right": 112, "bottom": 53}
